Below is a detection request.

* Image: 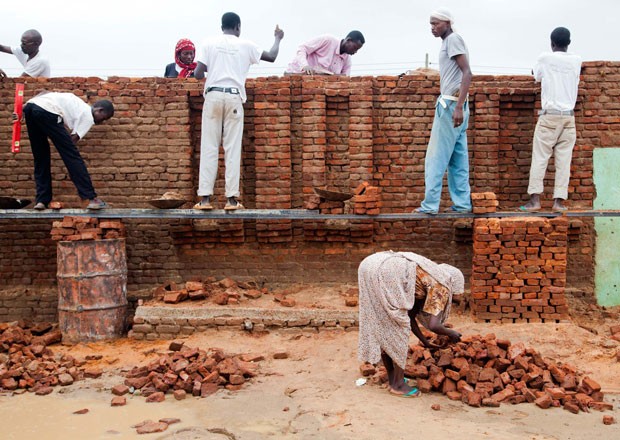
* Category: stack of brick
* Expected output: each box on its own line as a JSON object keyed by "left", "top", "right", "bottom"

{"left": 362, "top": 333, "right": 612, "bottom": 414}
{"left": 471, "top": 192, "right": 499, "bottom": 214}
{"left": 112, "top": 340, "right": 261, "bottom": 402}
{"left": 471, "top": 217, "right": 568, "bottom": 322}
{"left": 0, "top": 321, "right": 103, "bottom": 395}
{"left": 353, "top": 182, "right": 382, "bottom": 215}
{"left": 471, "top": 217, "right": 569, "bottom": 323}
{"left": 50, "top": 217, "right": 126, "bottom": 241}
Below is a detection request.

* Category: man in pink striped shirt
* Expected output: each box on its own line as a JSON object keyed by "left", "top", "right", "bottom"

{"left": 285, "top": 31, "right": 365, "bottom": 76}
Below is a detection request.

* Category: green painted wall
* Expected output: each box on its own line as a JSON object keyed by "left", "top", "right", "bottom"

{"left": 594, "top": 148, "right": 620, "bottom": 306}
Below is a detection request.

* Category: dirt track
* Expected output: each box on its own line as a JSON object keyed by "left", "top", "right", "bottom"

{"left": 1, "top": 306, "right": 619, "bottom": 440}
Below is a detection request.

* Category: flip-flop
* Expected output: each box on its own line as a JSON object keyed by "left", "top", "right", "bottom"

{"left": 413, "top": 208, "right": 438, "bottom": 215}
{"left": 390, "top": 387, "right": 420, "bottom": 398}
{"left": 518, "top": 205, "right": 540, "bottom": 212}
{"left": 193, "top": 202, "right": 214, "bottom": 210}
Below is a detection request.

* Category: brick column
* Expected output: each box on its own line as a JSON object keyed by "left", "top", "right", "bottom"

{"left": 253, "top": 77, "right": 293, "bottom": 243}
{"left": 471, "top": 217, "right": 569, "bottom": 323}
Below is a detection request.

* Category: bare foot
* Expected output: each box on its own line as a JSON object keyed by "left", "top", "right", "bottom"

{"left": 520, "top": 194, "right": 541, "bottom": 212}
{"left": 552, "top": 199, "right": 567, "bottom": 211}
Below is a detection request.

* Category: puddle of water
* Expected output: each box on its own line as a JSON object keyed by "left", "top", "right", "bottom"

{"left": 0, "top": 389, "right": 202, "bottom": 440}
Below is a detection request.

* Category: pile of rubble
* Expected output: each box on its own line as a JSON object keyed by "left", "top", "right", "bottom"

{"left": 50, "top": 216, "right": 126, "bottom": 241}
{"left": 0, "top": 321, "right": 102, "bottom": 395}
{"left": 154, "top": 277, "right": 282, "bottom": 306}
{"left": 110, "top": 341, "right": 262, "bottom": 405}
{"left": 362, "top": 333, "right": 613, "bottom": 415}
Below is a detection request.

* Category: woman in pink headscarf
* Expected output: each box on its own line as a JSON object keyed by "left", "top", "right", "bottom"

{"left": 164, "top": 38, "right": 197, "bottom": 78}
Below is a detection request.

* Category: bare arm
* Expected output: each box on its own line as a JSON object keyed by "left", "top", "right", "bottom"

{"left": 426, "top": 314, "right": 461, "bottom": 343}
{"left": 260, "top": 25, "right": 284, "bottom": 63}
{"left": 452, "top": 53, "right": 472, "bottom": 127}
{"left": 0, "top": 45, "right": 13, "bottom": 54}
{"left": 194, "top": 61, "right": 207, "bottom": 80}
{"left": 408, "top": 304, "right": 442, "bottom": 348}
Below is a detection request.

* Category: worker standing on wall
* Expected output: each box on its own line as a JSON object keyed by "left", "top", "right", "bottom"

{"left": 18, "top": 92, "right": 114, "bottom": 210}
{"left": 520, "top": 27, "right": 582, "bottom": 212}
{"left": 193, "top": 12, "right": 284, "bottom": 211}
{"left": 415, "top": 8, "right": 472, "bottom": 215}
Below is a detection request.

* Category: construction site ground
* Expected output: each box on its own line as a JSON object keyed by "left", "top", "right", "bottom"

{"left": 1, "top": 285, "right": 619, "bottom": 440}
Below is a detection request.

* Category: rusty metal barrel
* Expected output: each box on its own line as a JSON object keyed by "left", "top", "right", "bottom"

{"left": 57, "top": 239, "right": 128, "bottom": 342}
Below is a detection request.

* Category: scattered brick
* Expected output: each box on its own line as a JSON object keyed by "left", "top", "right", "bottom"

{"left": 111, "top": 396, "right": 127, "bottom": 406}
{"left": 603, "top": 415, "right": 616, "bottom": 425}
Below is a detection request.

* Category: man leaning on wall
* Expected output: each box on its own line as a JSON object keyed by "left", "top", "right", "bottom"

{"left": 0, "top": 29, "right": 50, "bottom": 79}
{"left": 284, "top": 31, "right": 365, "bottom": 76}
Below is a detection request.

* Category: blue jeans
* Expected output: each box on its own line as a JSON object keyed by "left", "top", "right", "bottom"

{"left": 419, "top": 98, "right": 472, "bottom": 213}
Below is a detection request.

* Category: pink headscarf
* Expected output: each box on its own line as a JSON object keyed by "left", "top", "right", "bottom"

{"left": 175, "top": 38, "right": 197, "bottom": 78}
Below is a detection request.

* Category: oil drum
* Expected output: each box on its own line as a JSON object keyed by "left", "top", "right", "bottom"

{"left": 57, "top": 239, "right": 128, "bottom": 342}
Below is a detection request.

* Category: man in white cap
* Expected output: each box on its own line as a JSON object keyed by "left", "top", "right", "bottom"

{"left": 415, "top": 8, "right": 472, "bottom": 215}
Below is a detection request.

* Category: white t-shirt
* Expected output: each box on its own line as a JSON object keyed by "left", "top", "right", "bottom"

{"left": 534, "top": 51, "right": 582, "bottom": 112}
{"left": 28, "top": 93, "right": 94, "bottom": 139}
{"left": 12, "top": 46, "right": 51, "bottom": 78}
{"left": 197, "top": 34, "right": 262, "bottom": 102}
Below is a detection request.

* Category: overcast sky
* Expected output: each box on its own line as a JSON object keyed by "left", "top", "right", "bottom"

{"left": 1, "top": 0, "right": 618, "bottom": 78}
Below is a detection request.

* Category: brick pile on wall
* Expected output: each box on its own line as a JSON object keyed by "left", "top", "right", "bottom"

{"left": 0, "top": 62, "right": 616, "bottom": 300}
{"left": 471, "top": 217, "right": 569, "bottom": 323}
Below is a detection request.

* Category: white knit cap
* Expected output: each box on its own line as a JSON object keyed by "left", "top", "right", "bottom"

{"left": 430, "top": 8, "right": 454, "bottom": 25}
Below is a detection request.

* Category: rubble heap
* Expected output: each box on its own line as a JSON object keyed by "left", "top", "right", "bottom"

{"left": 112, "top": 341, "right": 262, "bottom": 403}
{"left": 50, "top": 216, "right": 126, "bottom": 241}
{"left": 362, "top": 333, "right": 612, "bottom": 415}
{"left": 0, "top": 321, "right": 102, "bottom": 395}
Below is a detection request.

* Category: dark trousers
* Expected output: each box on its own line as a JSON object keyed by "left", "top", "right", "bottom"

{"left": 23, "top": 103, "right": 97, "bottom": 204}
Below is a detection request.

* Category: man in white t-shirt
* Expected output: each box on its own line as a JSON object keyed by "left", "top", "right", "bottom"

{"left": 193, "top": 12, "right": 284, "bottom": 210}
{"left": 0, "top": 29, "right": 51, "bottom": 78}
{"left": 520, "top": 27, "right": 582, "bottom": 212}
{"left": 21, "top": 93, "right": 114, "bottom": 210}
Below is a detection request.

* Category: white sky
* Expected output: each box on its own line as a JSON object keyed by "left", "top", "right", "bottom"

{"left": 1, "top": 0, "right": 618, "bottom": 78}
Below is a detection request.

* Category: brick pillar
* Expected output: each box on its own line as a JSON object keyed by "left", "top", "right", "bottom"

{"left": 471, "top": 217, "right": 569, "bottom": 323}
{"left": 253, "top": 77, "right": 292, "bottom": 243}
{"left": 470, "top": 93, "right": 500, "bottom": 193}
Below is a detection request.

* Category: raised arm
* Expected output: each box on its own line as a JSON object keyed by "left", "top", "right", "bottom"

{"left": 260, "top": 25, "right": 284, "bottom": 63}
{"left": 0, "top": 44, "right": 13, "bottom": 54}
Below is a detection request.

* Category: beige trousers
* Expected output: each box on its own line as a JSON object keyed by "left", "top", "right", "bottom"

{"left": 198, "top": 91, "right": 244, "bottom": 198}
{"left": 527, "top": 114, "right": 576, "bottom": 200}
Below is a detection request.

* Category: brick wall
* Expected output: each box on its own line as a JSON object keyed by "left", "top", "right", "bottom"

{"left": 1, "top": 62, "right": 617, "bottom": 309}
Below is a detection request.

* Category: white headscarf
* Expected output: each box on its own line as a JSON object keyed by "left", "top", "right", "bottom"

{"left": 430, "top": 8, "right": 454, "bottom": 26}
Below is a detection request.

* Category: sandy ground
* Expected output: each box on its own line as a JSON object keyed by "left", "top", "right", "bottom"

{"left": 1, "top": 288, "right": 619, "bottom": 440}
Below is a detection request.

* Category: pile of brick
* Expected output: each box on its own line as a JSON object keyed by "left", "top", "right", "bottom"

{"left": 0, "top": 321, "right": 102, "bottom": 395}
{"left": 471, "top": 192, "right": 499, "bottom": 214}
{"left": 353, "top": 182, "right": 382, "bottom": 215}
{"left": 110, "top": 340, "right": 261, "bottom": 405}
{"left": 361, "top": 333, "right": 612, "bottom": 415}
{"left": 155, "top": 277, "right": 268, "bottom": 306}
{"left": 471, "top": 217, "right": 569, "bottom": 323}
{"left": 50, "top": 216, "right": 126, "bottom": 241}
